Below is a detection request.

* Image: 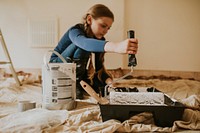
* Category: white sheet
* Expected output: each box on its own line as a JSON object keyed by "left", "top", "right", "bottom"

{"left": 0, "top": 77, "right": 200, "bottom": 132}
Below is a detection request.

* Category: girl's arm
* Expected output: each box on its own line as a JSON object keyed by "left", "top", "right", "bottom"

{"left": 69, "top": 26, "right": 138, "bottom": 54}
{"left": 69, "top": 28, "right": 106, "bottom": 52}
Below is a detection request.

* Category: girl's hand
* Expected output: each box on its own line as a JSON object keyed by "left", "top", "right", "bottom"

{"left": 116, "top": 38, "right": 138, "bottom": 54}
{"left": 104, "top": 38, "right": 138, "bottom": 54}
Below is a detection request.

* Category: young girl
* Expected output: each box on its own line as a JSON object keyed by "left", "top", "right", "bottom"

{"left": 50, "top": 4, "right": 138, "bottom": 99}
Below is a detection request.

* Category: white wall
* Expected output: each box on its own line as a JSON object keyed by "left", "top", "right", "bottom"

{"left": 0, "top": 0, "right": 125, "bottom": 69}
{"left": 1, "top": 0, "right": 200, "bottom": 72}
{"left": 125, "top": 0, "right": 200, "bottom": 72}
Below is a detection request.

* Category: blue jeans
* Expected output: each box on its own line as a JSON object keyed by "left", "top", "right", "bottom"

{"left": 51, "top": 43, "right": 90, "bottom": 63}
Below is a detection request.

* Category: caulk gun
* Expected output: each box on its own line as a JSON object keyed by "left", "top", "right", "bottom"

{"left": 127, "top": 30, "right": 137, "bottom": 67}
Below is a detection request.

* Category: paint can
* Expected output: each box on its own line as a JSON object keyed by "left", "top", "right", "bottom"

{"left": 42, "top": 50, "right": 77, "bottom": 110}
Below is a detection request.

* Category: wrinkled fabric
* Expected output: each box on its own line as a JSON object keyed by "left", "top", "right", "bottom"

{"left": 0, "top": 77, "right": 200, "bottom": 132}
{"left": 0, "top": 108, "right": 68, "bottom": 133}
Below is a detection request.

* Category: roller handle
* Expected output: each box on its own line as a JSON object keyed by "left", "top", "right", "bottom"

{"left": 127, "top": 30, "right": 137, "bottom": 67}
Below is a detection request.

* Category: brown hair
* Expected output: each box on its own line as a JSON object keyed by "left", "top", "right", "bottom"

{"left": 82, "top": 4, "right": 114, "bottom": 84}
{"left": 82, "top": 4, "right": 114, "bottom": 37}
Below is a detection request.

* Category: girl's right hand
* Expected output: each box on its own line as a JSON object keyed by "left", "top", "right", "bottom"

{"left": 104, "top": 38, "right": 138, "bottom": 54}
{"left": 116, "top": 38, "right": 138, "bottom": 54}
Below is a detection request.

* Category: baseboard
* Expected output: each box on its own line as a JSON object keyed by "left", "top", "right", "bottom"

{"left": 122, "top": 69, "right": 200, "bottom": 81}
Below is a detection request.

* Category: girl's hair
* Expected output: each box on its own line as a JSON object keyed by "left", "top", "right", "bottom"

{"left": 82, "top": 4, "right": 114, "bottom": 84}
{"left": 82, "top": 4, "right": 114, "bottom": 37}
{"left": 85, "top": 4, "right": 114, "bottom": 20}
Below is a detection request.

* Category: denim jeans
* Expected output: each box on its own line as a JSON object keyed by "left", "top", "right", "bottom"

{"left": 51, "top": 43, "right": 90, "bottom": 63}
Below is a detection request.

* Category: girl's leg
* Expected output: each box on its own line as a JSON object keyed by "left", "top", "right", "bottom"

{"left": 51, "top": 44, "right": 78, "bottom": 63}
{"left": 91, "top": 74, "right": 107, "bottom": 97}
{"left": 60, "top": 44, "right": 78, "bottom": 62}
{"left": 72, "top": 48, "right": 90, "bottom": 99}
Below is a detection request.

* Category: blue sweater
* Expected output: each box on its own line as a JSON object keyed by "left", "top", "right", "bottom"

{"left": 50, "top": 24, "right": 110, "bottom": 83}
{"left": 51, "top": 24, "right": 106, "bottom": 59}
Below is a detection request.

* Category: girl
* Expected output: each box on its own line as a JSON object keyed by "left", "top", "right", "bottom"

{"left": 50, "top": 4, "right": 138, "bottom": 99}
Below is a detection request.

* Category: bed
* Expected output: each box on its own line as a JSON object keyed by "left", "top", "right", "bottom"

{"left": 0, "top": 68, "right": 200, "bottom": 132}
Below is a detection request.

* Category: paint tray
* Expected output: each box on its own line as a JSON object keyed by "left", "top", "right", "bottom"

{"left": 100, "top": 87, "right": 185, "bottom": 127}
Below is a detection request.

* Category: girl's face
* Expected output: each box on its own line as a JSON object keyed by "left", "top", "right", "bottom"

{"left": 87, "top": 16, "right": 113, "bottom": 39}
